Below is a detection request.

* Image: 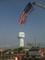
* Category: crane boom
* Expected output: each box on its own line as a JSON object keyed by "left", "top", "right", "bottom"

{"left": 32, "top": 2, "right": 45, "bottom": 9}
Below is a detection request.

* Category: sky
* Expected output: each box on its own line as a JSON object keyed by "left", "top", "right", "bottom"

{"left": 0, "top": 0, "right": 45, "bottom": 48}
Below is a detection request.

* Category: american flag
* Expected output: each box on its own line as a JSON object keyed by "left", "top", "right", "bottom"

{"left": 18, "top": 2, "right": 32, "bottom": 24}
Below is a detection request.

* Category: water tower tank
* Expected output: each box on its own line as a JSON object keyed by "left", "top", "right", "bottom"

{"left": 18, "top": 32, "right": 25, "bottom": 47}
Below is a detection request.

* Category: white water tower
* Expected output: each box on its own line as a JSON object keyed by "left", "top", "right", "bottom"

{"left": 18, "top": 32, "right": 25, "bottom": 47}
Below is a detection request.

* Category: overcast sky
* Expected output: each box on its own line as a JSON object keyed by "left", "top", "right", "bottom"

{"left": 0, "top": 0, "right": 45, "bottom": 48}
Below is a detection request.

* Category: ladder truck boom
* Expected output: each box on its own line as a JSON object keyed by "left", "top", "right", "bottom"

{"left": 32, "top": 2, "right": 45, "bottom": 9}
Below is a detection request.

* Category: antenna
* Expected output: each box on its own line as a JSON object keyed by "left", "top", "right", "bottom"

{"left": 34, "top": 37, "right": 37, "bottom": 47}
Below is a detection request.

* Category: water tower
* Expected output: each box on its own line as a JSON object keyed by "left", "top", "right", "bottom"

{"left": 18, "top": 32, "right": 25, "bottom": 47}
